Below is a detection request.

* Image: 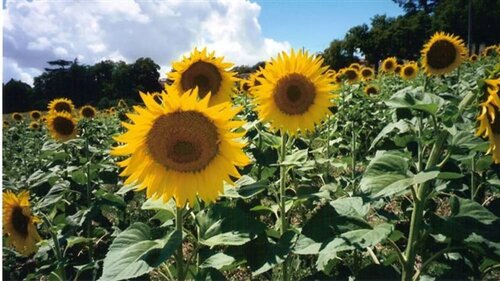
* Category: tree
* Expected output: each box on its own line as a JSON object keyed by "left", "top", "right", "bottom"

{"left": 322, "top": 39, "right": 359, "bottom": 69}
{"left": 132, "top": 57, "right": 161, "bottom": 93}
{"left": 3, "top": 79, "right": 35, "bottom": 113}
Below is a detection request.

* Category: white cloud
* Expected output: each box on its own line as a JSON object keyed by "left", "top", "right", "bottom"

{"left": 3, "top": 0, "right": 290, "bottom": 85}
{"left": 3, "top": 57, "right": 42, "bottom": 85}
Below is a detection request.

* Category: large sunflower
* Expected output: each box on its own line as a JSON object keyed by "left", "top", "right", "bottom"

{"left": 12, "top": 112, "right": 23, "bottom": 122}
{"left": 401, "top": 62, "right": 419, "bottom": 80}
{"left": 48, "top": 98, "right": 75, "bottom": 114}
{"left": 381, "top": 57, "right": 397, "bottom": 72}
{"left": 111, "top": 89, "right": 250, "bottom": 207}
{"left": 252, "top": 49, "right": 335, "bottom": 136}
{"left": 80, "top": 105, "right": 97, "bottom": 119}
{"left": 30, "top": 110, "right": 42, "bottom": 120}
{"left": 46, "top": 111, "right": 78, "bottom": 141}
{"left": 168, "top": 48, "right": 237, "bottom": 105}
{"left": 3, "top": 191, "right": 41, "bottom": 256}
{"left": 421, "top": 32, "right": 467, "bottom": 76}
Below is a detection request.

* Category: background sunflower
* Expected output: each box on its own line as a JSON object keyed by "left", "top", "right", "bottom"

{"left": 252, "top": 49, "right": 335, "bottom": 136}
{"left": 421, "top": 31, "right": 466, "bottom": 76}
{"left": 168, "top": 48, "right": 237, "bottom": 105}
{"left": 46, "top": 111, "right": 78, "bottom": 141}
{"left": 48, "top": 98, "right": 75, "bottom": 114}
{"left": 80, "top": 105, "right": 97, "bottom": 118}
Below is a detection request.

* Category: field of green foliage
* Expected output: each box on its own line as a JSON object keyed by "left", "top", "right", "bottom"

{"left": 3, "top": 39, "right": 500, "bottom": 281}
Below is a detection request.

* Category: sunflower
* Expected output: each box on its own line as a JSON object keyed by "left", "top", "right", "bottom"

{"left": 109, "top": 107, "right": 116, "bottom": 114}
{"left": 482, "top": 45, "right": 498, "bottom": 57}
{"left": 48, "top": 98, "right": 75, "bottom": 114}
{"left": 30, "top": 110, "right": 42, "bottom": 120}
{"left": 381, "top": 57, "right": 397, "bottom": 72}
{"left": 239, "top": 78, "right": 251, "bottom": 93}
{"left": 12, "top": 112, "right": 23, "bottom": 122}
{"left": 168, "top": 48, "right": 237, "bottom": 105}
{"left": 421, "top": 32, "right": 467, "bottom": 76}
{"left": 349, "top": 63, "right": 361, "bottom": 70}
{"left": 249, "top": 69, "right": 265, "bottom": 93}
{"left": 485, "top": 79, "right": 500, "bottom": 108}
{"left": 364, "top": 85, "right": 380, "bottom": 95}
{"left": 29, "top": 122, "right": 40, "bottom": 130}
{"left": 112, "top": 89, "right": 249, "bottom": 207}
{"left": 360, "top": 67, "right": 375, "bottom": 80}
{"left": 343, "top": 67, "right": 360, "bottom": 84}
{"left": 477, "top": 96, "right": 500, "bottom": 163}
{"left": 401, "top": 62, "right": 419, "bottom": 80}
{"left": 79, "top": 105, "right": 97, "bottom": 119}
{"left": 394, "top": 65, "right": 402, "bottom": 75}
{"left": 4, "top": 120, "right": 9, "bottom": 128}
{"left": 252, "top": 49, "right": 335, "bottom": 136}
{"left": 118, "top": 99, "right": 128, "bottom": 108}
{"left": 3, "top": 191, "right": 41, "bottom": 256}
{"left": 469, "top": 54, "right": 478, "bottom": 62}
{"left": 46, "top": 111, "right": 78, "bottom": 142}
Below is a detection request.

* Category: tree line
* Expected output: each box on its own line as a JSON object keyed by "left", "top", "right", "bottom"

{"left": 322, "top": 0, "right": 500, "bottom": 69}
{"left": 3, "top": 58, "right": 162, "bottom": 113}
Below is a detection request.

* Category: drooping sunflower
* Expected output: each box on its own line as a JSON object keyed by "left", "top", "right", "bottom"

{"left": 111, "top": 89, "right": 250, "bottom": 207}
{"left": 381, "top": 57, "right": 397, "bottom": 72}
{"left": 30, "top": 110, "right": 42, "bottom": 120}
{"left": 421, "top": 32, "right": 467, "bottom": 76}
{"left": 12, "top": 112, "right": 23, "bottom": 122}
{"left": 80, "top": 105, "right": 97, "bottom": 119}
{"left": 168, "top": 48, "right": 238, "bottom": 105}
{"left": 46, "top": 111, "right": 78, "bottom": 142}
{"left": 401, "top": 62, "right": 419, "bottom": 80}
{"left": 29, "top": 122, "right": 40, "bottom": 130}
{"left": 485, "top": 79, "right": 500, "bottom": 108}
{"left": 482, "top": 45, "right": 498, "bottom": 57}
{"left": 469, "top": 54, "right": 478, "bottom": 62}
{"left": 48, "top": 98, "right": 75, "bottom": 114}
{"left": 252, "top": 49, "right": 335, "bottom": 136}
{"left": 364, "top": 85, "right": 380, "bottom": 95}
{"left": 360, "top": 67, "right": 375, "bottom": 80}
{"left": 3, "top": 191, "right": 41, "bottom": 256}
{"left": 343, "top": 67, "right": 360, "bottom": 84}
{"left": 477, "top": 96, "right": 500, "bottom": 163}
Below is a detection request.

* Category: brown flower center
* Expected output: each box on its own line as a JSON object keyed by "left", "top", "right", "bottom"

{"left": 146, "top": 111, "right": 219, "bottom": 172}
{"left": 426, "top": 39, "right": 457, "bottom": 69}
{"left": 12, "top": 206, "right": 29, "bottom": 238}
{"left": 31, "top": 112, "right": 41, "bottom": 119}
{"left": 82, "top": 107, "right": 95, "bottom": 118}
{"left": 394, "top": 66, "right": 402, "bottom": 73}
{"left": 361, "top": 69, "right": 372, "bottom": 78}
{"left": 30, "top": 123, "right": 39, "bottom": 129}
{"left": 181, "top": 61, "right": 222, "bottom": 99}
{"left": 54, "top": 102, "right": 72, "bottom": 113}
{"left": 273, "top": 73, "right": 316, "bottom": 115}
{"left": 344, "top": 69, "right": 358, "bottom": 81}
{"left": 384, "top": 61, "right": 394, "bottom": 70}
{"left": 488, "top": 106, "right": 500, "bottom": 134}
{"left": 13, "top": 114, "right": 23, "bottom": 121}
{"left": 366, "top": 87, "right": 378, "bottom": 95}
{"left": 404, "top": 66, "right": 415, "bottom": 76}
{"left": 53, "top": 116, "right": 75, "bottom": 136}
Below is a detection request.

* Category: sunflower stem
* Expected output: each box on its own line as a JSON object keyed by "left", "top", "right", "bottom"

{"left": 351, "top": 128, "right": 357, "bottom": 193}
{"left": 176, "top": 206, "right": 185, "bottom": 281}
{"left": 42, "top": 216, "right": 66, "bottom": 281}
{"left": 279, "top": 132, "right": 289, "bottom": 281}
{"left": 84, "top": 133, "right": 96, "bottom": 281}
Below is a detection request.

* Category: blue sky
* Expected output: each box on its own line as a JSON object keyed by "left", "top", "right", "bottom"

{"left": 257, "top": 0, "right": 404, "bottom": 52}
{"left": 4, "top": 0, "right": 405, "bottom": 84}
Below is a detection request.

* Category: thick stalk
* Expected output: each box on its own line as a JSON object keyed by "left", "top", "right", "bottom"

{"left": 351, "top": 129, "right": 357, "bottom": 193}
{"left": 279, "top": 132, "right": 289, "bottom": 281}
{"left": 42, "top": 216, "right": 66, "bottom": 281}
{"left": 85, "top": 135, "right": 95, "bottom": 281}
{"left": 176, "top": 207, "right": 185, "bottom": 281}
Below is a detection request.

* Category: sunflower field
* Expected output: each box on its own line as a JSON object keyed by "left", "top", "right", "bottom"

{"left": 2, "top": 33, "right": 500, "bottom": 281}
